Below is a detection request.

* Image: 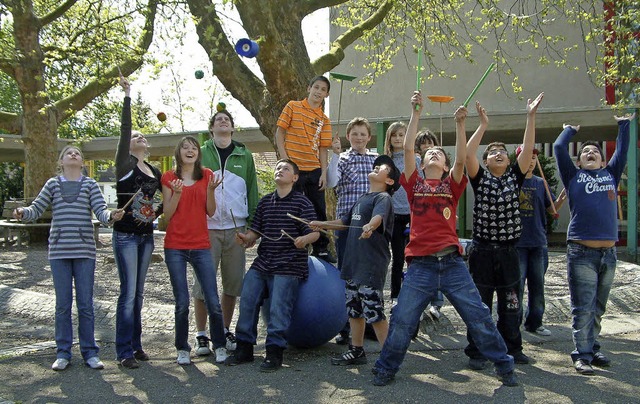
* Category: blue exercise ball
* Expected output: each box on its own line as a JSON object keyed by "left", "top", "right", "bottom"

{"left": 261, "top": 257, "right": 347, "bottom": 348}
{"left": 287, "top": 256, "right": 347, "bottom": 348}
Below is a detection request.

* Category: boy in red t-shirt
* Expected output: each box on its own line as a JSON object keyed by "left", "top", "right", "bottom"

{"left": 371, "top": 91, "right": 517, "bottom": 387}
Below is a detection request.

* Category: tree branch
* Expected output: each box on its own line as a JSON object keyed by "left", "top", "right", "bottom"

{"left": 53, "top": 0, "right": 158, "bottom": 123}
{"left": 312, "top": 0, "right": 393, "bottom": 73}
{"left": 298, "top": 0, "right": 348, "bottom": 16}
{"left": 187, "top": 0, "right": 265, "bottom": 118}
{"left": 39, "top": 0, "right": 78, "bottom": 27}
{"left": 0, "top": 111, "right": 21, "bottom": 134}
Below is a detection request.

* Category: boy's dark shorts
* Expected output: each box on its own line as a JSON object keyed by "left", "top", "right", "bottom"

{"left": 345, "top": 279, "right": 386, "bottom": 323}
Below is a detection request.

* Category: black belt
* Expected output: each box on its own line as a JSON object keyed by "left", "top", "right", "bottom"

{"left": 472, "top": 240, "right": 516, "bottom": 249}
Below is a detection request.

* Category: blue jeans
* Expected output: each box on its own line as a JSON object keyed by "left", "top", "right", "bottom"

{"left": 113, "top": 231, "right": 154, "bottom": 360}
{"left": 373, "top": 253, "right": 514, "bottom": 378}
{"left": 50, "top": 258, "right": 99, "bottom": 361}
{"left": 566, "top": 242, "right": 616, "bottom": 362}
{"left": 235, "top": 268, "right": 300, "bottom": 349}
{"left": 164, "top": 248, "right": 225, "bottom": 351}
{"left": 517, "top": 246, "right": 548, "bottom": 331}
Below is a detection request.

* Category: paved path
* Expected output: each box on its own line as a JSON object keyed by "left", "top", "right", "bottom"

{"left": 1, "top": 256, "right": 640, "bottom": 403}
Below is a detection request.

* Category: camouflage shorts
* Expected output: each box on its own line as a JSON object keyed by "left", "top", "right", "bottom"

{"left": 345, "top": 279, "right": 386, "bottom": 324}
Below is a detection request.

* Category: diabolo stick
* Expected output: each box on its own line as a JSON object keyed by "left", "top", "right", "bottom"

{"left": 535, "top": 157, "right": 559, "bottom": 218}
{"left": 463, "top": 63, "right": 495, "bottom": 107}
{"left": 415, "top": 48, "right": 422, "bottom": 111}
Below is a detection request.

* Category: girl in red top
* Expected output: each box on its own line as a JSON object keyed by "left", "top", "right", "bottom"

{"left": 161, "top": 135, "right": 227, "bottom": 366}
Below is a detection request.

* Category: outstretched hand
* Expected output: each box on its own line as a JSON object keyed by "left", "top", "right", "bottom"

{"left": 208, "top": 172, "right": 222, "bottom": 191}
{"left": 526, "top": 92, "right": 544, "bottom": 115}
{"left": 236, "top": 232, "right": 255, "bottom": 249}
{"left": 562, "top": 123, "right": 580, "bottom": 132}
{"left": 118, "top": 67, "right": 130, "bottom": 97}
{"left": 411, "top": 91, "right": 423, "bottom": 113}
{"left": 454, "top": 105, "right": 468, "bottom": 123}
{"left": 12, "top": 207, "right": 23, "bottom": 221}
{"left": 476, "top": 101, "right": 488, "bottom": 126}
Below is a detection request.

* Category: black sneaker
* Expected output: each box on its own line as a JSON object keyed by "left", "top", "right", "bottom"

{"left": 119, "top": 357, "right": 139, "bottom": 369}
{"left": 574, "top": 359, "right": 595, "bottom": 375}
{"left": 372, "top": 372, "right": 395, "bottom": 386}
{"left": 331, "top": 346, "right": 367, "bottom": 366}
{"left": 512, "top": 352, "right": 530, "bottom": 364}
{"left": 468, "top": 358, "right": 487, "bottom": 370}
{"left": 591, "top": 352, "right": 611, "bottom": 367}
{"left": 134, "top": 350, "right": 149, "bottom": 361}
{"left": 499, "top": 371, "right": 518, "bottom": 386}
{"left": 195, "top": 335, "right": 211, "bottom": 356}
{"left": 225, "top": 331, "right": 237, "bottom": 351}
{"left": 260, "top": 346, "right": 283, "bottom": 372}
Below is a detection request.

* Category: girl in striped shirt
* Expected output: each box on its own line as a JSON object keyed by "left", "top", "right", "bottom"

{"left": 13, "top": 145, "right": 124, "bottom": 371}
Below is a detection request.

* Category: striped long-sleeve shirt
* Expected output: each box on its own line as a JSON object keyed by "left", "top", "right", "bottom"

{"left": 249, "top": 190, "right": 316, "bottom": 279}
{"left": 21, "top": 176, "right": 112, "bottom": 260}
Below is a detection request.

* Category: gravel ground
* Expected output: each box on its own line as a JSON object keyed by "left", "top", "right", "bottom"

{"left": 1, "top": 232, "right": 639, "bottom": 339}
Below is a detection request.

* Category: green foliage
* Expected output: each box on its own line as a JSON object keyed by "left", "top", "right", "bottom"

{"left": 0, "top": 162, "right": 24, "bottom": 213}
{"left": 256, "top": 167, "right": 275, "bottom": 198}
{"left": 332, "top": 0, "right": 639, "bottom": 107}
{"left": 0, "top": 72, "right": 20, "bottom": 115}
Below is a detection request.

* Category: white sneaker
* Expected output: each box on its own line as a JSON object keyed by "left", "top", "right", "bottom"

{"left": 535, "top": 326, "right": 552, "bottom": 336}
{"left": 225, "top": 331, "right": 237, "bottom": 351}
{"left": 52, "top": 358, "right": 69, "bottom": 371}
{"left": 195, "top": 335, "right": 211, "bottom": 356}
{"left": 85, "top": 357, "right": 104, "bottom": 369}
{"left": 215, "top": 347, "right": 228, "bottom": 364}
{"left": 177, "top": 350, "right": 191, "bottom": 365}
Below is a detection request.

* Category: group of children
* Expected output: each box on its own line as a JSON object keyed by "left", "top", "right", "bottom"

{"left": 12, "top": 73, "right": 635, "bottom": 387}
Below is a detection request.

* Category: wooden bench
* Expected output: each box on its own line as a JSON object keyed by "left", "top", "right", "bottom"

{"left": 0, "top": 200, "right": 101, "bottom": 247}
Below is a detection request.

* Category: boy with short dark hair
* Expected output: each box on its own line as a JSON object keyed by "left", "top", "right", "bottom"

{"left": 311, "top": 155, "right": 400, "bottom": 366}
{"left": 275, "top": 76, "right": 334, "bottom": 262}
{"left": 226, "top": 159, "right": 320, "bottom": 372}
{"left": 464, "top": 92, "right": 544, "bottom": 369}
{"left": 553, "top": 113, "right": 635, "bottom": 375}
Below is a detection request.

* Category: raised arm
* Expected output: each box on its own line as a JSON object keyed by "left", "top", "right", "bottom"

{"left": 450, "top": 104, "right": 469, "bottom": 183}
{"left": 608, "top": 113, "right": 635, "bottom": 179}
{"left": 465, "top": 102, "right": 489, "bottom": 179}
{"left": 553, "top": 124, "right": 580, "bottom": 188}
{"left": 403, "top": 91, "right": 423, "bottom": 179}
{"left": 517, "top": 92, "right": 544, "bottom": 174}
{"left": 115, "top": 74, "right": 133, "bottom": 180}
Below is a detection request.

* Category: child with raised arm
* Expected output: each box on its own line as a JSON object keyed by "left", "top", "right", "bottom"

{"left": 13, "top": 146, "right": 124, "bottom": 371}
{"left": 464, "top": 92, "right": 544, "bottom": 370}
{"left": 553, "top": 113, "right": 635, "bottom": 375}
{"left": 275, "top": 76, "right": 334, "bottom": 262}
{"left": 371, "top": 91, "right": 517, "bottom": 387}
{"left": 225, "top": 159, "right": 319, "bottom": 372}
{"left": 312, "top": 154, "right": 400, "bottom": 366}
{"left": 161, "top": 135, "right": 227, "bottom": 366}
